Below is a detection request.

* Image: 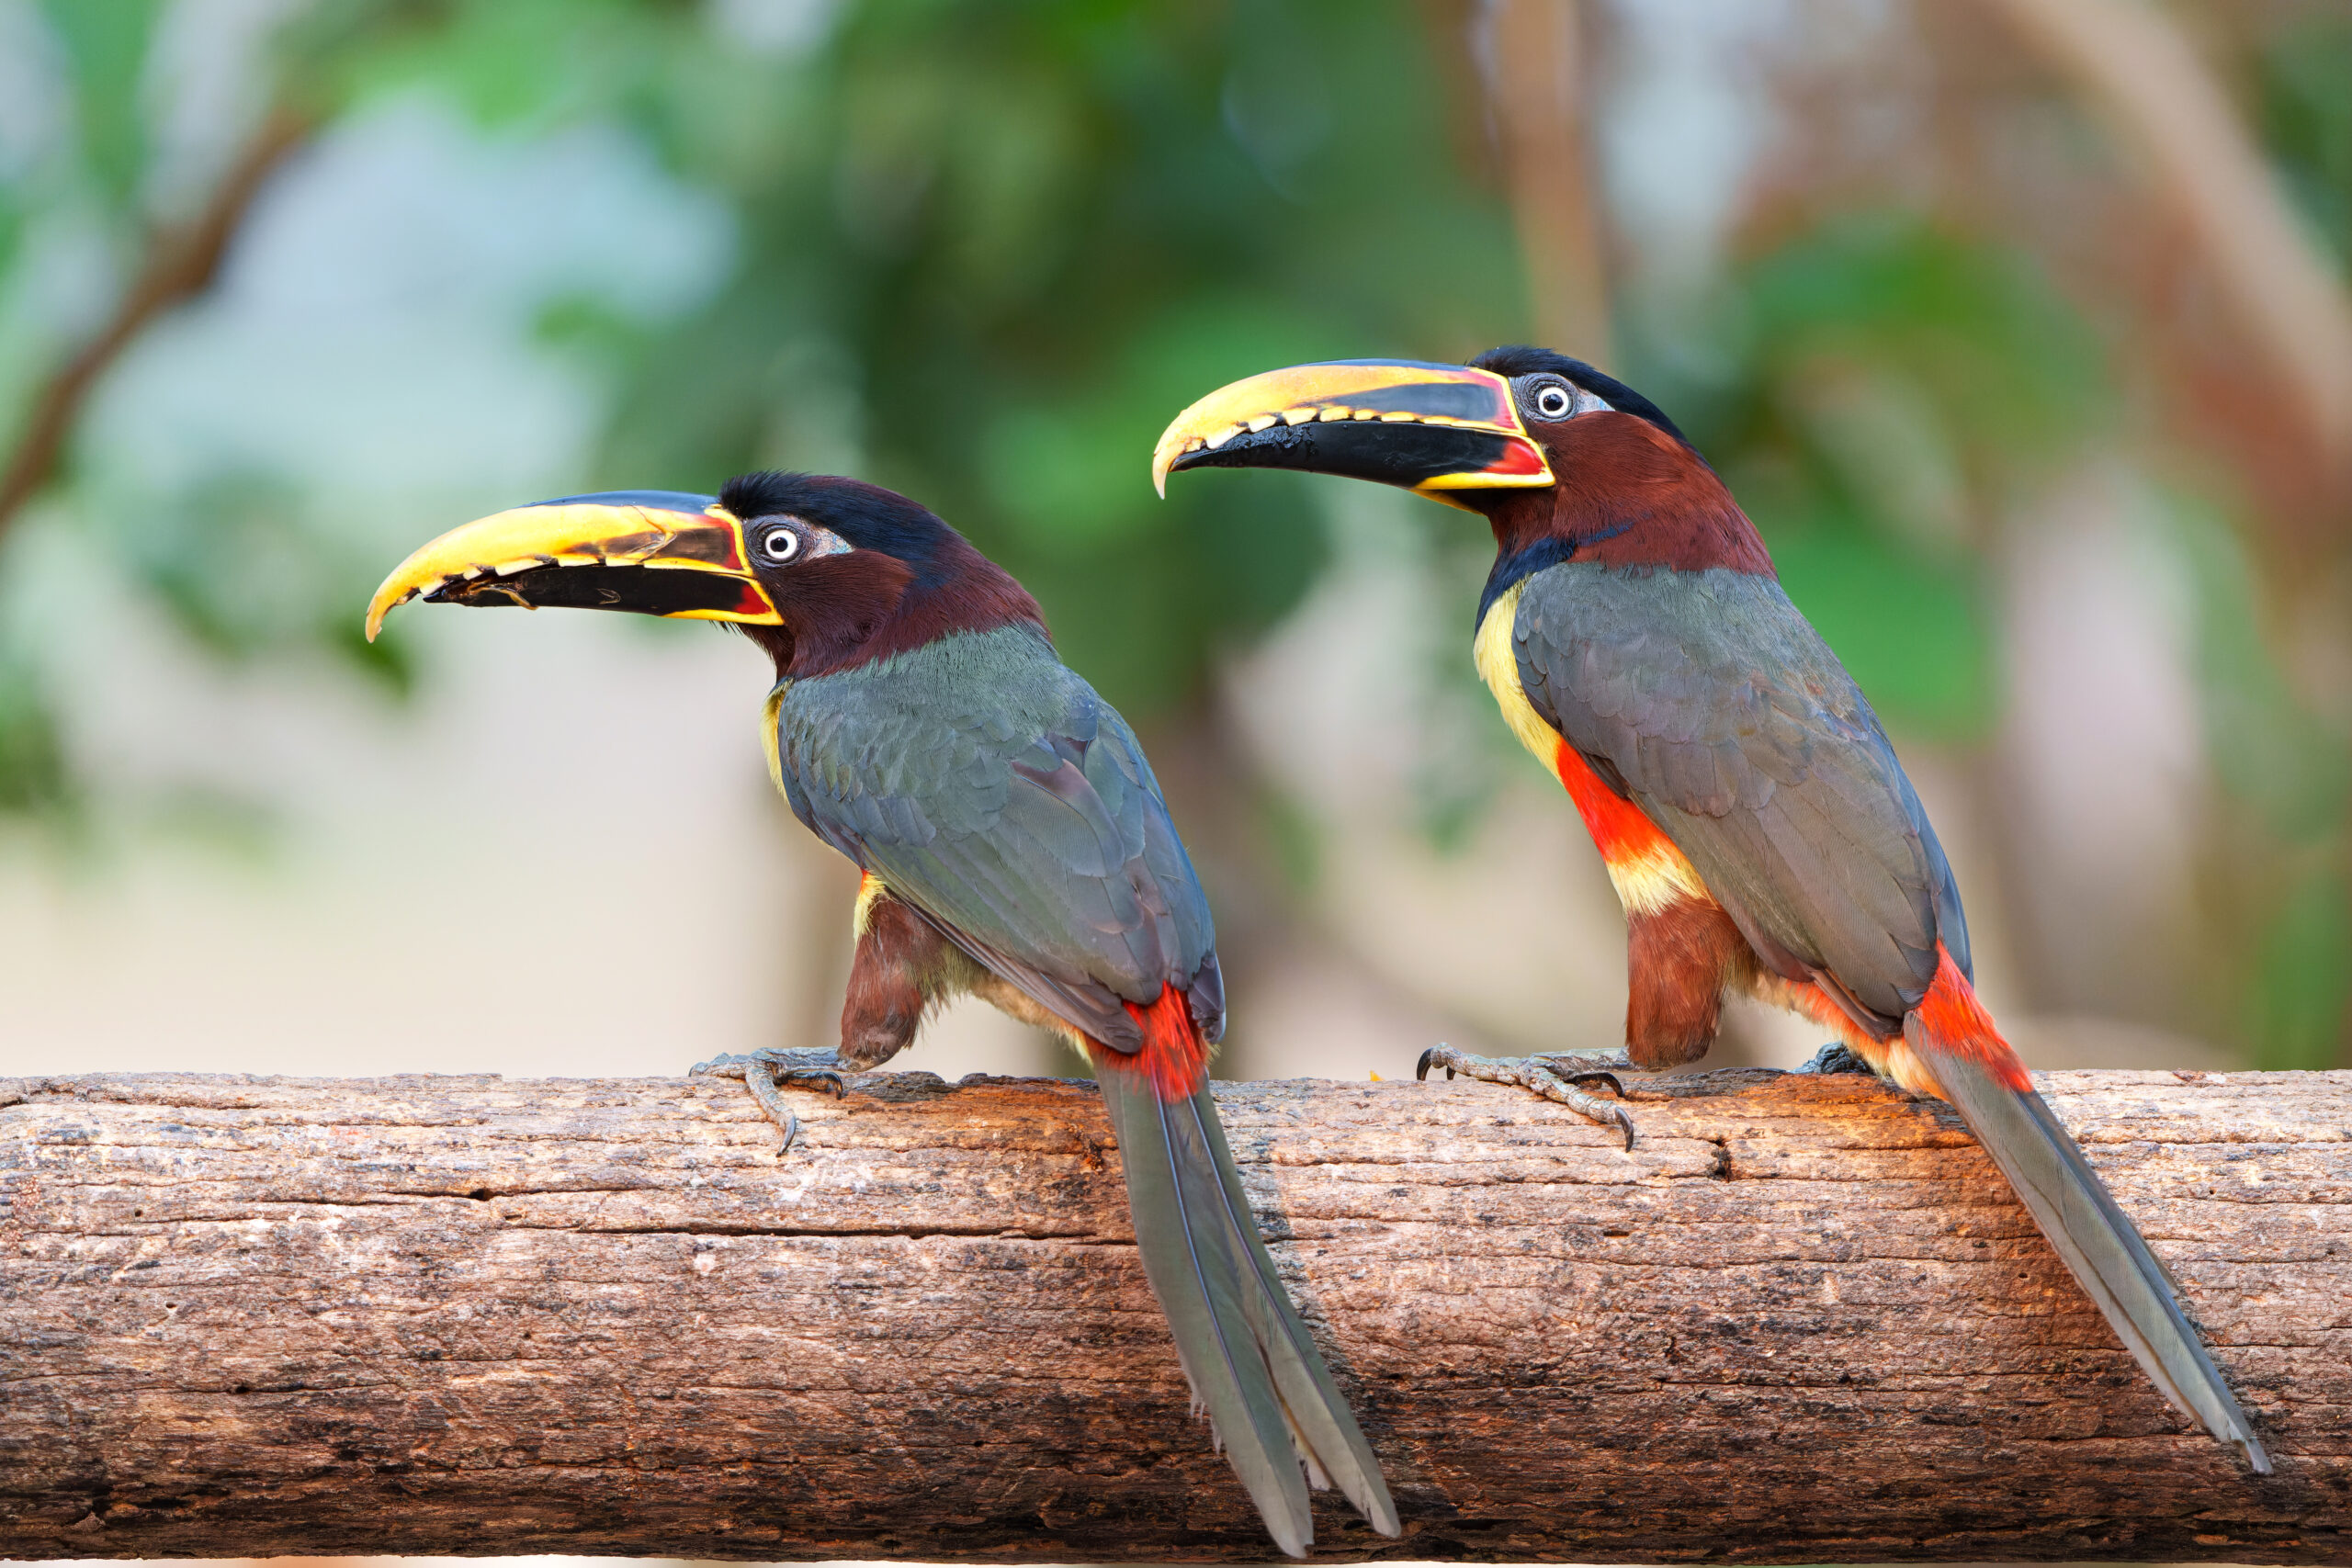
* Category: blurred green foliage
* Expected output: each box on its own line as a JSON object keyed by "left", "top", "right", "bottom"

{"left": 2259, "top": 9, "right": 2352, "bottom": 266}
{"left": 115, "top": 471, "right": 411, "bottom": 687}
{"left": 0, "top": 654, "right": 66, "bottom": 817}
{"left": 2171, "top": 493, "right": 2352, "bottom": 1069}
{"left": 40, "top": 0, "right": 166, "bottom": 203}
{"left": 2208, "top": 24, "right": 2352, "bottom": 1065}
{"left": 2250, "top": 861, "right": 2352, "bottom": 1071}
{"left": 1644, "top": 216, "right": 2111, "bottom": 741}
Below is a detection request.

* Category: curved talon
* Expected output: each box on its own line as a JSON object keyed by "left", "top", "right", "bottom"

{"left": 1540, "top": 1055, "right": 1676, "bottom": 1104}
{"left": 1551, "top": 1068, "right": 1640, "bottom": 1150}
{"left": 738, "top": 1065, "right": 803, "bottom": 1154}
{"left": 1412, "top": 1043, "right": 1645, "bottom": 1150}
{"left": 686, "top": 1049, "right": 847, "bottom": 1152}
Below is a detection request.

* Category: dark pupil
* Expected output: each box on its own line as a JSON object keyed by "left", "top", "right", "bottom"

{"left": 766, "top": 531, "right": 795, "bottom": 558}
{"left": 1540, "top": 386, "right": 1568, "bottom": 412}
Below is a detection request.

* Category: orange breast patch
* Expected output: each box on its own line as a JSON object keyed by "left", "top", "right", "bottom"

{"left": 1553, "top": 740, "right": 1713, "bottom": 918}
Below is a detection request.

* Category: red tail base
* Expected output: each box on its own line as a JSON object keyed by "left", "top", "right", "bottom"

{"left": 1097, "top": 986, "right": 1210, "bottom": 1101}
{"left": 1908, "top": 942, "right": 2033, "bottom": 1092}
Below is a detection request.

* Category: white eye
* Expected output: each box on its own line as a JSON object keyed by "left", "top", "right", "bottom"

{"left": 1533, "top": 382, "right": 1575, "bottom": 420}
{"left": 760, "top": 527, "right": 801, "bottom": 563}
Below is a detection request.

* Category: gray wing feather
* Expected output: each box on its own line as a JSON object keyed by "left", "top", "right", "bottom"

{"left": 774, "top": 626, "right": 1223, "bottom": 1050}
{"left": 1515, "top": 564, "right": 1965, "bottom": 1026}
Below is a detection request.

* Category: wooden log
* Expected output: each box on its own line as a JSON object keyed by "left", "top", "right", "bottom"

{"left": 0, "top": 1066, "right": 2345, "bottom": 1562}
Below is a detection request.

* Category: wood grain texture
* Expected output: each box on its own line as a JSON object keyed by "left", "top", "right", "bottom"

{"left": 0, "top": 1066, "right": 2345, "bottom": 1562}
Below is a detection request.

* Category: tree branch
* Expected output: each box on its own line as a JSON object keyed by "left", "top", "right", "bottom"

{"left": 0, "top": 107, "right": 311, "bottom": 537}
{"left": 1, "top": 1064, "right": 2342, "bottom": 1562}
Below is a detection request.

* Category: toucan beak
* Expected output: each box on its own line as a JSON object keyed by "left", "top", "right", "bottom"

{"left": 1150, "top": 359, "right": 1554, "bottom": 504}
{"left": 364, "top": 490, "right": 784, "bottom": 641}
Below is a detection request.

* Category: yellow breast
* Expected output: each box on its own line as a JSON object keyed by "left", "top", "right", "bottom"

{"left": 762, "top": 682, "right": 789, "bottom": 795}
{"left": 1474, "top": 581, "right": 1567, "bottom": 770}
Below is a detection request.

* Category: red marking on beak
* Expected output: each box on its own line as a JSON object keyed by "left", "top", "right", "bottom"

{"left": 1486, "top": 441, "right": 1550, "bottom": 478}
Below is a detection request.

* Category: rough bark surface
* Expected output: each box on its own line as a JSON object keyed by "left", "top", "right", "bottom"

{"left": 0, "top": 1066, "right": 2344, "bottom": 1562}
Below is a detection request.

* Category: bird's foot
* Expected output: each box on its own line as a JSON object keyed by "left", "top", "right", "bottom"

{"left": 1415, "top": 1044, "right": 1669, "bottom": 1151}
{"left": 690, "top": 1048, "right": 849, "bottom": 1154}
{"left": 1798, "top": 1043, "right": 1878, "bottom": 1077}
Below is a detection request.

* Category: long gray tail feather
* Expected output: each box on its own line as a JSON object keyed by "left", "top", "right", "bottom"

{"left": 1918, "top": 1036, "right": 2270, "bottom": 1473}
{"left": 1095, "top": 1070, "right": 1401, "bottom": 1555}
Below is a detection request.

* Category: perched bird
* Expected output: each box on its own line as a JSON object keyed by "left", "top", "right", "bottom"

{"left": 366, "top": 472, "right": 1399, "bottom": 1555}
{"left": 1152, "top": 348, "right": 2269, "bottom": 1473}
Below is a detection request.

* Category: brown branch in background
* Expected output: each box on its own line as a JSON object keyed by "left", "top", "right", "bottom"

{"left": 1984, "top": 0, "right": 2352, "bottom": 525}
{"left": 0, "top": 107, "right": 311, "bottom": 539}
{"left": 1484, "top": 0, "right": 1611, "bottom": 365}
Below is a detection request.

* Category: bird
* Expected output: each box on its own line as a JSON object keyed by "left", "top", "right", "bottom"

{"left": 1150, "top": 346, "right": 2270, "bottom": 1474}
{"left": 365, "top": 471, "right": 1400, "bottom": 1556}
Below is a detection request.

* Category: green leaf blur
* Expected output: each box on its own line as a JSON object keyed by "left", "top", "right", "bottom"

{"left": 1649, "top": 217, "right": 2109, "bottom": 739}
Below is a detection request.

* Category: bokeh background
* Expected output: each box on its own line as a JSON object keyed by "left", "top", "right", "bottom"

{"left": 4, "top": 0, "right": 2349, "bottom": 1112}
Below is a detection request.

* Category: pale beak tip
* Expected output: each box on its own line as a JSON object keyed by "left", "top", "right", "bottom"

{"left": 363, "top": 585, "right": 404, "bottom": 643}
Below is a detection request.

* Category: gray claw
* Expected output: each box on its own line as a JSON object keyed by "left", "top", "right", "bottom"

{"left": 1414, "top": 1043, "right": 1650, "bottom": 1151}
{"left": 691, "top": 1048, "right": 850, "bottom": 1152}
